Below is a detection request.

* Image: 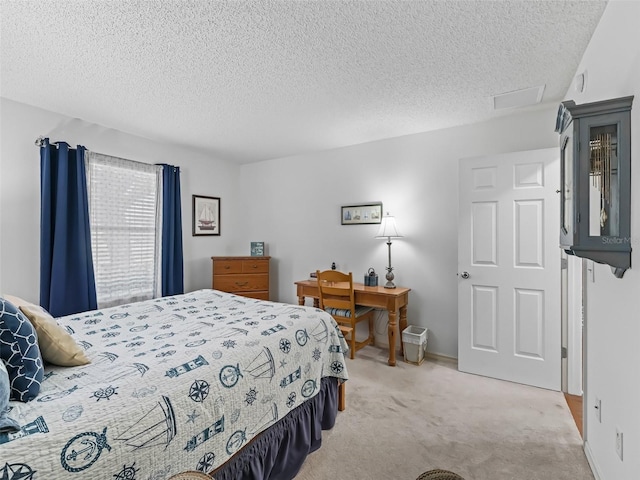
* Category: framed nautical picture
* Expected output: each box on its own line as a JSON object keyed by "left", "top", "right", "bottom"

{"left": 192, "top": 195, "right": 220, "bottom": 236}
{"left": 341, "top": 202, "right": 383, "bottom": 225}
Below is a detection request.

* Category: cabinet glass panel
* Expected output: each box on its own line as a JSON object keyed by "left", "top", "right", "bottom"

{"left": 561, "top": 135, "right": 573, "bottom": 235}
{"left": 588, "top": 123, "right": 619, "bottom": 237}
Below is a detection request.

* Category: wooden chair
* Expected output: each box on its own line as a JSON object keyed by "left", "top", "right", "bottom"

{"left": 316, "top": 270, "right": 374, "bottom": 359}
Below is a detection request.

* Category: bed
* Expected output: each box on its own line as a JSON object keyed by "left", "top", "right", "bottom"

{"left": 0, "top": 289, "right": 349, "bottom": 479}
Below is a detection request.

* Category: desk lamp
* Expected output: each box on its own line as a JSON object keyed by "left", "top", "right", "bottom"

{"left": 375, "top": 212, "right": 403, "bottom": 288}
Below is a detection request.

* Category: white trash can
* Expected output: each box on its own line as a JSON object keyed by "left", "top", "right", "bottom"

{"left": 402, "top": 326, "right": 428, "bottom": 365}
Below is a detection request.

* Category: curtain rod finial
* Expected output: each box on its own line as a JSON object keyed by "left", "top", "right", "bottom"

{"left": 35, "top": 136, "right": 46, "bottom": 147}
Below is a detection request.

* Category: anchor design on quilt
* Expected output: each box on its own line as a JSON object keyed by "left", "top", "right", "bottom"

{"left": 295, "top": 329, "right": 309, "bottom": 346}
{"left": 60, "top": 427, "right": 111, "bottom": 473}
{"left": 219, "top": 364, "right": 242, "bottom": 388}
{"left": 301, "top": 379, "right": 317, "bottom": 398}
{"left": 225, "top": 429, "right": 247, "bottom": 455}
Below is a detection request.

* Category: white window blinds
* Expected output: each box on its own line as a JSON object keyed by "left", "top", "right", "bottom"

{"left": 85, "top": 152, "right": 163, "bottom": 308}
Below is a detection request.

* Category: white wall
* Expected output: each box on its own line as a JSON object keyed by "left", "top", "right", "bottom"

{"left": 239, "top": 106, "right": 558, "bottom": 356}
{"left": 565, "top": 1, "right": 640, "bottom": 479}
{"left": 0, "top": 98, "right": 243, "bottom": 302}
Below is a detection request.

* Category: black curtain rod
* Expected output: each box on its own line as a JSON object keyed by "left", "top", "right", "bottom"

{"left": 34, "top": 136, "right": 180, "bottom": 169}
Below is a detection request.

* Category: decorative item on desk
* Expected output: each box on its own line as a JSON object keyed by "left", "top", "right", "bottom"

{"left": 375, "top": 212, "right": 403, "bottom": 288}
{"left": 364, "top": 268, "right": 378, "bottom": 286}
{"left": 250, "top": 242, "right": 265, "bottom": 256}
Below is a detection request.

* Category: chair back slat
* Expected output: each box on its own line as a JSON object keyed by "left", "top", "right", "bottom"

{"left": 316, "top": 270, "right": 356, "bottom": 318}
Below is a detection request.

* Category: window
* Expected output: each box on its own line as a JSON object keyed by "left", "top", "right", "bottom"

{"left": 85, "top": 152, "right": 163, "bottom": 307}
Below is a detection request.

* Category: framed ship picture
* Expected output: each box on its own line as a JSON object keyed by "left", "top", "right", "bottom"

{"left": 341, "top": 202, "right": 382, "bottom": 225}
{"left": 193, "top": 195, "right": 220, "bottom": 236}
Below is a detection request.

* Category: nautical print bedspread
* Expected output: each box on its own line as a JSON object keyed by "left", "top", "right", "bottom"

{"left": 1, "top": 289, "right": 349, "bottom": 479}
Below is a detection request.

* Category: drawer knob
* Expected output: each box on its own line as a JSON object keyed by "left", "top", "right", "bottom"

{"left": 235, "top": 281, "right": 249, "bottom": 287}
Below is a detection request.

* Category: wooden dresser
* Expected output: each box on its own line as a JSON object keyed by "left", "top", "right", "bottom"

{"left": 211, "top": 256, "right": 271, "bottom": 300}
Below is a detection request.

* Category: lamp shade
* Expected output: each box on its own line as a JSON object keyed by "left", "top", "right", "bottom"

{"left": 375, "top": 213, "right": 403, "bottom": 239}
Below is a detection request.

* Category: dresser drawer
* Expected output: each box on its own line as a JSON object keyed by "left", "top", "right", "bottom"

{"left": 214, "top": 274, "right": 269, "bottom": 293}
{"left": 213, "top": 260, "right": 243, "bottom": 275}
{"left": 241, "top": 291, "right": 270, "bottom": 301}
{"left": 241, "top": 259, "right": 269, "bottom": 274}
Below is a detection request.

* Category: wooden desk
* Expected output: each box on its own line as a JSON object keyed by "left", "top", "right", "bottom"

{"left": 295, "top": 279, "right": 411, "bottom": 366}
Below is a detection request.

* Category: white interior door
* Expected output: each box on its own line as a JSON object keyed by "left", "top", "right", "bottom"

{"left": 458, "top": 148, "right": 561, "bottom": 390}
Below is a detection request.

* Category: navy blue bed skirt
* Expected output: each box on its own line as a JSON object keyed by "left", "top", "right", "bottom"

{"left": 211, "top": 376, "right": 339, "bottom": 480}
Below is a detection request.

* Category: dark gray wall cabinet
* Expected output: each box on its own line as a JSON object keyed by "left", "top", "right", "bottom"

{"left": 555, "top": 96, "right": 634, "bottom": 278}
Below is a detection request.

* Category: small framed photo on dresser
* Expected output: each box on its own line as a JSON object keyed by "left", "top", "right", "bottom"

{"left": 250, "top": 242, "right": 265, "bottom": 256}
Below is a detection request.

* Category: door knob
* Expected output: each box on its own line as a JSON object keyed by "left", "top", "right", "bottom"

{"left": 460, "top": 271, "right": 470, "bottom": 279}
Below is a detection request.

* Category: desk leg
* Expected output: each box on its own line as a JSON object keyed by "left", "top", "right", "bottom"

{"left": 388, "top": 310, "right": 397, "bottom": 366}
{"left": 298, "top": 295, "right": 320, "bottom": 309}
{"left": 399, "top": 305, "right": 408, "bottom": 357}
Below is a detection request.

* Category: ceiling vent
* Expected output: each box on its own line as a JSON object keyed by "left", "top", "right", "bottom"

{"left": 493, "top": 85, "right": 545, "bottom": 110}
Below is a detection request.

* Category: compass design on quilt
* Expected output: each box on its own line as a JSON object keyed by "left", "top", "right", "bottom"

{"left": 197, "top": 452, "right": 215, "bottom": 473}
{"left": 279, "top": 338, "right": 291, "bottom": 354}
{"left": 1, "top": 462, "right": 36, "bottom": 480}
{"left": 330, "top": 361, "right": 344, "bottom": 375}
{"left": 189, "top": 380, "right": 210, "bottom": 402}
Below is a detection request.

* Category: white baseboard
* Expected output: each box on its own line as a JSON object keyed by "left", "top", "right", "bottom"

{"left": 584, "top": 441, "right": 602, "bottom": 480}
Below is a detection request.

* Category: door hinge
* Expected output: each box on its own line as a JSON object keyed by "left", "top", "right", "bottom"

{"left": 577, "top": 213, "right": 581, "bottom": 223}
{"left": 561, "top": 258, "right": 568, "bottom": 270}
{"left": 561, "top": 346, "right": 568, "bottom": 359}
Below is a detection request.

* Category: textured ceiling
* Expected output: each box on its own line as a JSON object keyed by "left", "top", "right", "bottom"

{"left": 1, "top": 0, "right": 607, "bottom": 163}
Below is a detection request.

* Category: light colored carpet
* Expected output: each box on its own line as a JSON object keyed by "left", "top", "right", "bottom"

{"left": 296, "top": 347, "right": 594, "bottom": 480}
